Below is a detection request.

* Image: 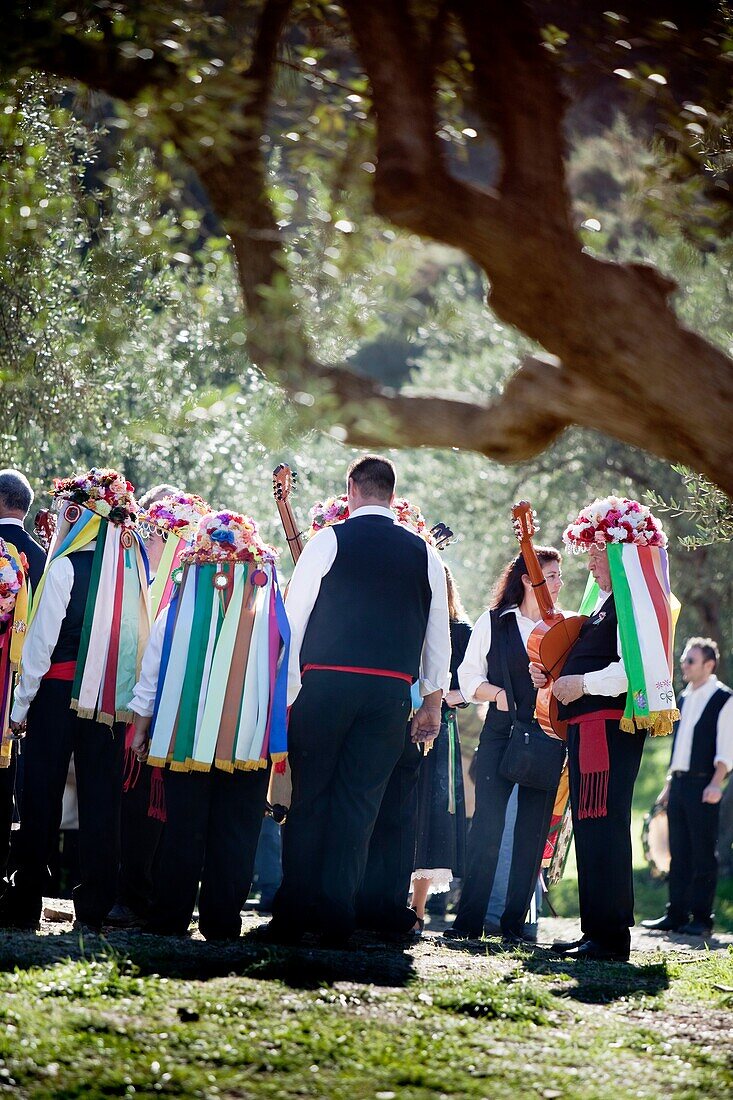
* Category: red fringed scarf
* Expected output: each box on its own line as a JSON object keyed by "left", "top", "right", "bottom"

{"left": 577, "top": 709, "right": 623, "bottom": 819}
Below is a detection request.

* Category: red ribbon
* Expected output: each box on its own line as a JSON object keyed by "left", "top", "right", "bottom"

{"left": 576, "top": 708, "right": 623, "bottom": 820}
{"left": 302, "top": 663, "right": 412, "bottom": 684}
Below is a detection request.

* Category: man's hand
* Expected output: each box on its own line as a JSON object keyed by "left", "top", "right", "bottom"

{"left": 702, "top": 783, "right": 723, "bottom": 805}
{"left": 552, "top": 675, "right": 585, "bottom": 706}
{"left": 5, "top": 718, "right": 26, "bottom": 742}
{"left": 411, "top": 704, "right": 442, "bottom": 745}
{"left": 131, "top": 715, "right": 151, "bottom": 761}
{"left": 529, "top": 663, "right": 549, "bottom": 689}
{"left": 444, "top": 689, "right": 465, "bottom": 709}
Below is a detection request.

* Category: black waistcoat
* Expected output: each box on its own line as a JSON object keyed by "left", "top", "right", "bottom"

{"left": 557, "top": 594, "right": 626, "bottom": 721}
{"left": 300, "top": 515, "right": 432, "bottom": 679}
{"left": 50, "top": 551, "right": 94, "bottom": 663}
{"left": 672, "top": 685, "right": 732, "bottom": 775}
{"left": 449, "top": 619, "right": 472, "bottom": 692}
{"left": 482, "top": 610, "right": 536, "bottom": 737}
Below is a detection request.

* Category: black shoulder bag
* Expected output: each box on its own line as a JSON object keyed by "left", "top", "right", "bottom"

{"left": 498, "top": 622, "right": 565, "bottom": 792}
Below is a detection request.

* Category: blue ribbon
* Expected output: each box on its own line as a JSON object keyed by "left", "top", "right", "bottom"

{"left": 268, "top": 568, "right": 291, "bottom": 758}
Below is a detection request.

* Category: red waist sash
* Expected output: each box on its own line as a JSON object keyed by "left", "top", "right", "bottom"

{"left": 302, "top": 663, "right": 412, "bottom": 684}
{"left": 43, "top": 661, "right": 77, "bottom": 681}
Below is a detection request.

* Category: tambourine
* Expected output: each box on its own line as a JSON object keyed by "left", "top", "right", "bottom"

{"left": 642, "top": 801, "right": 671, "bottom": 880}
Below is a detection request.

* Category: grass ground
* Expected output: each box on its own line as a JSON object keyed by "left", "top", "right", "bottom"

{"left": 0, "top": 927, "right": 730, "bottom": 1099}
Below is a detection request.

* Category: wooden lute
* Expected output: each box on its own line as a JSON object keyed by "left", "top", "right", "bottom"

{"left": 511, "top": 501, "right": 586, "bottom": 741}
{"left": 272, "top": 464, "right": 303, "bottom": 565}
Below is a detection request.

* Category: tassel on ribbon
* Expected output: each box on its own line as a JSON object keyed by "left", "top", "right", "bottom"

{"left": 122, "top": 722, "right": 141, "bottom": 792}
{"left": 577, "top": 709, "right": 622, "bottom": 819}
{"left": 147, "top": 767, "right": 166, "bottom": 821}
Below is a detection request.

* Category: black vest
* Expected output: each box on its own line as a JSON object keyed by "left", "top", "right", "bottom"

{"left": 449, "top": 619, "right": 472, "bottom": 691}
{"left": 481, "top": 609, "right": 536, "bottom": 737}
{"left": 300, "top": 515, "right": 432, "bottom": 678}
{"left": 557, "top": 593, "right": 626, "bottom": 721}
{"left": 49, "top": 551, "right": 94, "bottom": 663}
{"left": 672, "top": 685, "right": 732, "bottom": 776}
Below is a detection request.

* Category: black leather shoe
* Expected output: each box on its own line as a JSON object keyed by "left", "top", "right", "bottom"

{"left": 678, "top": 921, "right": 714, "bottom": 937}
{"left": 248, "top": 921, "right": 303, "bottom": 946}
{"left": 640, "top": 914, "right": 685, "bottom": 932}
{"left": 442, "top": 926, "right": 479, "bottom": 941}
{"left": 564, "top": 939, "right": 630, "bottom": 962}
{"left": 501, "top": 929, "right": 537, "bottom": 947}
{"left": 550, "top": 935, "right": 589, "bottom": 954}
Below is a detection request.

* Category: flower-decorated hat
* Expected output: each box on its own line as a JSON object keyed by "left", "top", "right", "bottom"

{"left": 51, "top": 467, "right": 138, "bottom": 528}
{"left": 0, "top": 539, "right": 24, "bottom": 624}
{"left": 563, "top": 495, "right": 667, "bottom": 552}
{"left": 307, "top": 495, "right": 435, "bottom": 543}
{"left": 183, "top": 511, "right": 279, "bottom": 566}
{"left": 140, "top": 492, "right": 210, "bottom": 541}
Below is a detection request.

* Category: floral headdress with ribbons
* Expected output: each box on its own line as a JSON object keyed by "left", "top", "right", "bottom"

{"left": 139, "top": 493, "right": 211, "bottom": 621}
{"left": 146, "top": 511, "right": 288, "bottom": 776}
{"left": 51, "top": 467, "right": 138, "bottom": 528}
{"left": 26, "top": 468, "right": 150, "bottom": 726}
{"left": 0, "top": 538, "right": 29, "bottom": 766}
{"left": 565, "top": 496, "right": 678, "bottom": 736}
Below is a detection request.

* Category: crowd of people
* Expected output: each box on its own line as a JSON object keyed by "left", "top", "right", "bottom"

{"left": 0, "top": 456, "right": 729, "bottom": 961}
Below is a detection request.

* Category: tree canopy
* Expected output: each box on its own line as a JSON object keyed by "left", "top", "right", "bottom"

{"left": 3, "top": 1, "right": 733, "bottom": 491}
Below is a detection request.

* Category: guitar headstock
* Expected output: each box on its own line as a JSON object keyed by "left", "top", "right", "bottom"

{"left": 273, "top": 464, "right": 297, "bottom": 503}
{"left": 33, "top": 509, "right": 57, "bottom": 553}
{"left": 430, "top": 522, "right": 455, "bottom": 551}
{"left": 511, "top": 500, "right": 538, "bottom": 545}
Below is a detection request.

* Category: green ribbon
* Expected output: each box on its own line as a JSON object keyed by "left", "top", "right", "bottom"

{"left": 607, "top": 543, "right": 648, "bottom": 725}
{"left": 172, "top": 564, "right": 217, "bottom": 765}
{"left": 72, "top": 521, "right": 108, "bottom": 703}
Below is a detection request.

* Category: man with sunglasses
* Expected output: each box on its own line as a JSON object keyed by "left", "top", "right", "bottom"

{"left": 643, "top": 638, "right": 732, "bottom": 937}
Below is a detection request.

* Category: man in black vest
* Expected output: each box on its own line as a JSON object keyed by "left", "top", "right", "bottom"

{"left": 532, "top": 542, "right": 643, "bottom": 962}
{"left": 265, "top": 454, "right": 450, "bottom": 946}
{"left": 642, "top": 637, "right": 732, "bottom": 937}
{"left": 0, "top": 470, "right": 47, "bottom": 884}
{"left": 0, "top": 471, "right": 147, "bottom": 932}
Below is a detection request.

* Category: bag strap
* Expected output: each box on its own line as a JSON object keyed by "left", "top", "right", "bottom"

{"left": 498, "top": 612, "right": 517, "bottom": 724}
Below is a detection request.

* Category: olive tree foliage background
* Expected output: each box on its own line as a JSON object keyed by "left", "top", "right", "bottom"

{"left": 2, "top": 0, "right": 733, "bottom": 492}
{"left": 1, "top": 74, "right": 731, "bottom": 672}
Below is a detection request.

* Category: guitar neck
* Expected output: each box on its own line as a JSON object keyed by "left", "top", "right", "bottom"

{"left": 276, "top": 498, "right": 303, "bottom": 565}
{"left": 518, "top": 537, "right": 556, "bottom": 621}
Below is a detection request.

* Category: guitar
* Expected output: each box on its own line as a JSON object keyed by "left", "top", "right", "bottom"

{"left": 272, "top": 463, "right": 304, "bottom": 565}
{"left": 511, "top": 501, "right": 586, "bottom": 740}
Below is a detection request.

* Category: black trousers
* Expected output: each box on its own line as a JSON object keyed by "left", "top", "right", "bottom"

{"left": 356, "top": 726, "right": 422, "bottom": 934}
{"left": 0, "top": 750, "right": 18, "bottom": 881}
{"left": 273, "top": 671, "right": 412, "bottom": 937}
{"left": 116, "top": 762, "right": 164, "bottom": 917}
{"left": 567, "top": 719, "right": 646, "bottom": 952}
{"left": 453, "top": 732, "right": 557, "bottom": 936}
{"left": 1, "top": 680, "right": 124, "bottom": 927}
{"left": 667, "top": 773, "right": 719, "bottom": 924}
{"left": 147, "top": 764, "right": 269, "bottom": 940}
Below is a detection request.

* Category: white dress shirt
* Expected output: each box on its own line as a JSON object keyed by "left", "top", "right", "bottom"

{"left": 457, "top": 594, "right": 627, "bottom": 704}
{"left": 0, "top": 517, "right": 25, "bottom": 530}
{"left": 669, "top": 675, "right": 733, "bottom": 773}
{"left": 458, "top": 606, "right": 539, "bottom": 704}
{"left": 284, "top": 505, "right": 451, "bottom": 706}
{"left": 129, "top": 610, "right": 168, "bottom": 718}
{"left": 10, "top": 545, "right": 95, "bottom": 723}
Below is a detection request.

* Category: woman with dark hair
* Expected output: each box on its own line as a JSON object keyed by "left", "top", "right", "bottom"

{"left": 444, "top": 547, "right": 564, "bottom": 942}
{"left": 410, "top": 567, "right": 470, "bottom": 926}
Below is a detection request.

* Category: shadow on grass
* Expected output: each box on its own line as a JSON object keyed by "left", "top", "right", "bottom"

{"left": 521, "top": 952, "right": 670, "bottom": 1004}
{"left": 0, "top": 929, "right": 416, "bottom": 988}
